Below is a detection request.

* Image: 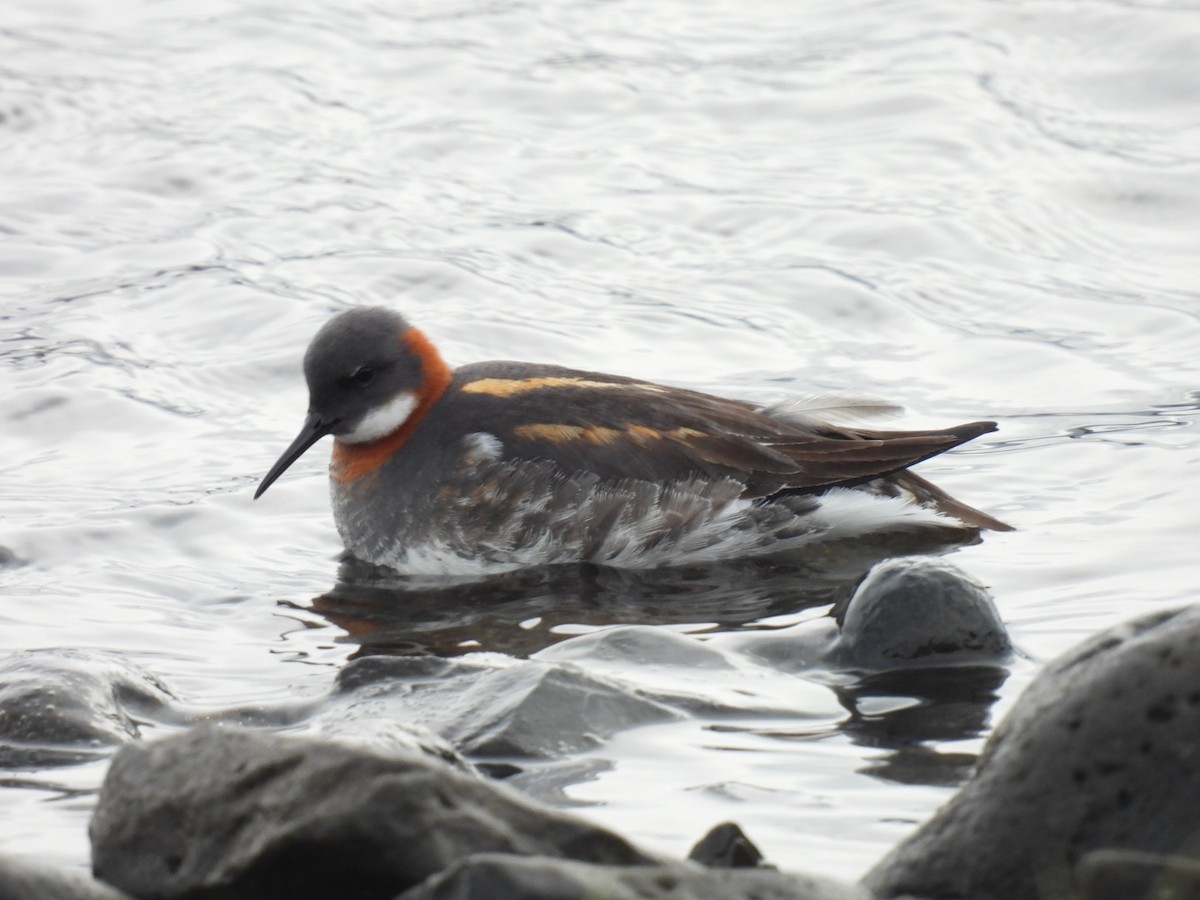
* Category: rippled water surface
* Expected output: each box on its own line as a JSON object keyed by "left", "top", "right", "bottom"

{"left": 3, "top": 0, "right": 1200, "bottom": 880}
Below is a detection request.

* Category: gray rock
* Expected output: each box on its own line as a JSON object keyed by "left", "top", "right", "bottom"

{"left": 327, "top": 654, "right": 681, "bottom": 758}
{"left": 449, "top": 664, "right": 679, "bottom": 757}
{"left": 737, "top": 558, "right": 1011, "bottom": 674}
{"left": 1076, "top": 849, "right": 1200, "bottom": 900}
{"left": 687, "top": 821, "right": 767, "bottom": 869}
{"left": 534, "top": 625, "right": 825, "bottom": 718}
{"left": 537, "top": 625, "right": 735, "bottom": 671}
{"left": 0, "top": 649, "right": 174, "bottom": 767}
{"left": 865, "top": 606, "right": 1200, "bottom": 900}
{"left": 90, "top": 724, "right": 655, "bottom": 900}
{"left": 833, "top": 557, "right": 1011, "bottom": 669}
{"left": 313, "top": 714, "right": 470, "bottom": 769}
{"left": 495, "top": 757, "right": 615, "bottom": 807}
{"left": 395, "top": 853, "right": 872, "bottom": 900}
{"left": 0, "top": 853, "right": 132, "bottom": 900}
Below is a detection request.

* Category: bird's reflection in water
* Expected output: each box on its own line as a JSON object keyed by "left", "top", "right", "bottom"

{"left": 302, "top": 529, "right": 979, "bottom": 659}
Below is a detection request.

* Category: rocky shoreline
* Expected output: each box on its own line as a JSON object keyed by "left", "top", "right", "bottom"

{"left": 3, "top": 558, "right": 1197, "bottom": 900}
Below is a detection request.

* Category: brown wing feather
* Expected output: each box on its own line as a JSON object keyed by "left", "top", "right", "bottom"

{"left": 446, "top": 362, "right": 1001, "bottom": 509}
{"left": 754, "top": 422, "right": 999, "bottom": 493}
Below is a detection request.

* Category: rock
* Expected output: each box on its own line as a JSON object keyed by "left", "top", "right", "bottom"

{"left": 309, "top": 707, "right": 470, "bottom": 770}
{"left": 865, "top": 606, "right": 1200, "bottom": 900}
{"left": 687, "top": 821, "right": 767, "bottom": 869}
{"left": 536, "top": 625, "right": 834, "bottom": 718}
{"left": 1076, "top": 849, "right": 1200, "bottom": 900}
{"left": 537, "top": 625, "right": 735, "bottom": 671}
{"left": 0, "top": 853, "right": 133, "bottom": 900}
{"left": 734, "top": 558, "right": 1011, "bottom": 675}
{"left": 498, "top": 757, "right": 615, "bottom": 806}
{"left": 448, "top": 664, "right": 678, "bottom": 758}
{"left": 90, "top": 725, "right": 656, "bottom": 900}
{"left": 0, "top": 649, "right": 174, "bottom": 767}
{"left": 832, "top": 557, "right": 1011, "bottom": 669}
{"left": 396, "top": 853, "right": 872, "bottom": 900}
{"left": 327, "top": 654, "right": 681, "bottom": 758}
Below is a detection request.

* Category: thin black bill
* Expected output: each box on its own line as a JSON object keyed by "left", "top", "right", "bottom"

{"left": 254, "top": 412, "right": 336, "bottom": 499}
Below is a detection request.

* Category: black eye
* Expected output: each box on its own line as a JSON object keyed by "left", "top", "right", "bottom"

{"left": 349, "top": 366, "right": 375, "bottom": 386}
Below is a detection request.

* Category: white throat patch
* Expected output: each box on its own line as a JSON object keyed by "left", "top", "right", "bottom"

{"left": 340, "top": 391, "right": 419, "bottom": 444}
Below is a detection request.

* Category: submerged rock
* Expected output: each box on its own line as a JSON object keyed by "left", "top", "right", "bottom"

{"left": 396, "top": 853, "right": 871, "bottom": 900}
{"left": 89, "top": 725, "right": 655, "bottom": 900}
{"left": 0, "top": 649, "right": 174, "bottom": 767}
{"left": 865, "top": 605, "right": 1200, "bottom": 900}
{"left": 326, "top": 653, "right": 681, "bottom": 759}
{"left": 537, "top": 624, "right": 736, "bottom": 671}
{"left": 536, "top": 625, "right": 838, "bottom": 718}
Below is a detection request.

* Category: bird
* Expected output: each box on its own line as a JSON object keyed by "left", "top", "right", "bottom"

{"left": 255, "top": 307, "right": 1011, "bottom": 575}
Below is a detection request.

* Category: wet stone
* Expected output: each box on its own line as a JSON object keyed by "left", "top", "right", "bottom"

{"left": 687, "top": 821, "right": 767, "bottom": 869}
{"left": 396, "top": 853, "right": 872, "bottom": 900}
{"left": 326, "top": 654, "right": 681, "bottom": 759}
{"left": 89, "top": 725, "right": 656, "bottom": 900}
{"left": 733, "top": 557, "right": 1011, "bottom": 675}
{"left": 832, "top": 557, "right": 1011, "bottom": 669}
{"left": 500, "top": 757, "right": 615, "bottom": 806}
{"left": 448, "top": 664, "right": 680, "bottom": 757}
{"left": 541, "top": 624, "right": 849, "bottom": 723}
{"left": 0, "top": 649, "right": 174, "bottom": 767}
{"left": 310, "top": 708, "right": 469, "bottom": 771}
{"left": 537, "top": 625, "right": 735, "bottom": 671}
{"left": 865, "top": 605, "right": 1200, "bottom": 900}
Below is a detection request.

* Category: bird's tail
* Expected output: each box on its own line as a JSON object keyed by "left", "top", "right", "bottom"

{"left": 892, "top": 470, "right": 1014, "bottom": 532}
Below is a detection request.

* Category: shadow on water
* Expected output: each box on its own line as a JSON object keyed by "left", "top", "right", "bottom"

{"left": 295, "top": 528, "right": 983, "bottom": 659}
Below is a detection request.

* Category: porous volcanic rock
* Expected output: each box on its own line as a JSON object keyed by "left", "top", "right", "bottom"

{"left": 0, "top": 649, "right": 174, "bottom": 767}
{"left": 865, "top": 605, "right": 1200, "bottom": 899}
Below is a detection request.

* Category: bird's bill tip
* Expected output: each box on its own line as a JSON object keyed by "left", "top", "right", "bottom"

{"left": 254, "top": 412, "right": 334, "bottom": 499}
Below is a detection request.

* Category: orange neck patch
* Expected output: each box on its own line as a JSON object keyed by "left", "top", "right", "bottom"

{"left": 331, "top": 328, "right": 453, "bottom": 483}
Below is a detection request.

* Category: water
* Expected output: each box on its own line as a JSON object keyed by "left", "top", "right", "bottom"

{"left": 3, "top": 0, "right": 1200, "bottom": 881}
